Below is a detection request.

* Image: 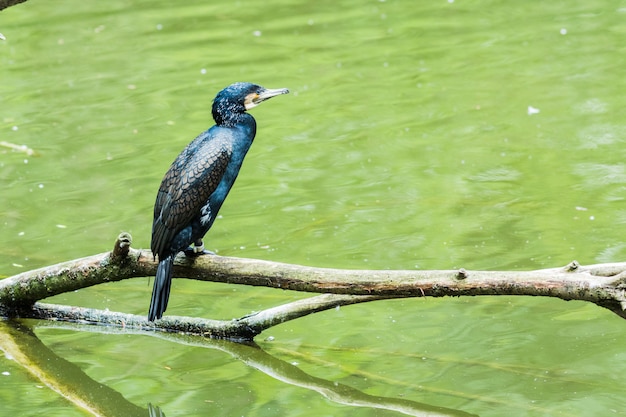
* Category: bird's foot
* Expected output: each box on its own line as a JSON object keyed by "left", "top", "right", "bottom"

{"left": 184, "top": 241, "right": 215, "bottom": 257}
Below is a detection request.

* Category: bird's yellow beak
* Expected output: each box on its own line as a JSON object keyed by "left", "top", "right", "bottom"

{"left": 245, "top": 87, "right": 289, "bottom": 110}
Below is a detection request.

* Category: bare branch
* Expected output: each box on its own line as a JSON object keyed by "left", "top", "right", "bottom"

{"left": 28, "top": 293, "right": 383, "bottom": 340}
{"left": 2, "top": 233, "right": 626, "bottom": 339}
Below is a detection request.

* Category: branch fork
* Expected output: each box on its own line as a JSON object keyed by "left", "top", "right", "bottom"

{"left": 1, "top": 232, "right": 626, "bottom": 340}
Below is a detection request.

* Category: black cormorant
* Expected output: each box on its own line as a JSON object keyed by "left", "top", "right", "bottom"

{"left": 149, "top": 82, "right": 289, "bottom": 321}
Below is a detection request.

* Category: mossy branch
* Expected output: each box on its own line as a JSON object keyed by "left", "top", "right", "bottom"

{"left": 1, "top": 233, "right": 626, "bottom": 340}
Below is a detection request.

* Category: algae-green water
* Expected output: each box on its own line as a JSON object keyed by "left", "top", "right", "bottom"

{"left": 1, "top": 1, "right": 626, "bottom": 415}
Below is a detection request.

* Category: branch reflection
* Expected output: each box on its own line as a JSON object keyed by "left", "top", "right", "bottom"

{"left": 2, "top": 319, "right": 477, "bottom": 417}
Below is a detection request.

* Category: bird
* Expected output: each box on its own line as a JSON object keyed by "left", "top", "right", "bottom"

{"left": 148, "top": 82, "right": 289, "bottom": 321}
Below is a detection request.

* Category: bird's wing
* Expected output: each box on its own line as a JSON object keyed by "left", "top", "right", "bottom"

{"left": 151, "top": 136, "right": 233, "bottom": 256}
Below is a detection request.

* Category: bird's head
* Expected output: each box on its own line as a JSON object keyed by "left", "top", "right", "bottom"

{"left": 212, "top": 82, "right": 289, "bottom": 125}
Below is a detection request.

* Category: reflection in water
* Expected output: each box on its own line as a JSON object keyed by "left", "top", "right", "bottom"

{"left": 148, "top": 403, "right": 165, "bottom": 417}
{"left": 0, "top": 320, "right": 147, "bottom": 417}
{"left": 2, "top": 319, "right": 477, "bottom": 417}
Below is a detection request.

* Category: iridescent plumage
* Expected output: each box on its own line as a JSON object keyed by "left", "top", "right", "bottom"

{"left": 149, "top": 82, "right": 288, "bottom": 321}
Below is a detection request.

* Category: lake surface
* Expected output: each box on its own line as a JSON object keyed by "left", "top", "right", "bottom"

{"left": 1, "top": 1, "right": 626, "bottom": 416}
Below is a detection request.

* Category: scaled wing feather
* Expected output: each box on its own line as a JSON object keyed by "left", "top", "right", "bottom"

{"left": 151, "top": 137, "right": 232, "bottom": 257}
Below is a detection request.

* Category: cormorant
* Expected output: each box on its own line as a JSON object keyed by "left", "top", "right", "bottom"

{"left": 149, "top": 82, "right": 289, "bottom": 321}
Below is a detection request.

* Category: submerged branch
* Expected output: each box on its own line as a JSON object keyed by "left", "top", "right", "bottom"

{"left": 0, "top": 140, "right": 37, "bottom": 156}
{"left": 28, "top": 293, "right": 383, "bottom": 340}
{"left": 1, "top": 233, "right": 626, "bottom": 338}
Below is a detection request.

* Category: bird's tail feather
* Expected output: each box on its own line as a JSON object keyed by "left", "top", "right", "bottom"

{"left": 148, "top": 255, "right": 174, "bottom": 321}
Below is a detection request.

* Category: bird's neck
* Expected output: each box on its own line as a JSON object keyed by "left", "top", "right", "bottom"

{"left": 214, "top": 111, "right": 255, "bottom": 128}
{"left": 211, "top": 113, "right": 256, "bottom": 147}
{"left": 222, "top": 113, "right": 255, "bottom": 140}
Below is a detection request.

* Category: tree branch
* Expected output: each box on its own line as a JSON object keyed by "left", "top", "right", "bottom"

{"left": 28, "top": 293, "right": 383, "bottom": 340}
{"left": 1, "top": 233, "right": 626, "bottom": 339}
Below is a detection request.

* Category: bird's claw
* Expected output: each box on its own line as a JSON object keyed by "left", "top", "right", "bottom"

{"left": 184, "top": 245, "right": 215, "bottom": 257}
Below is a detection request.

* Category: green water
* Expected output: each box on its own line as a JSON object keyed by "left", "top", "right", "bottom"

{"left": 2, "top": 0, "right": 626, "bottom": 415}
